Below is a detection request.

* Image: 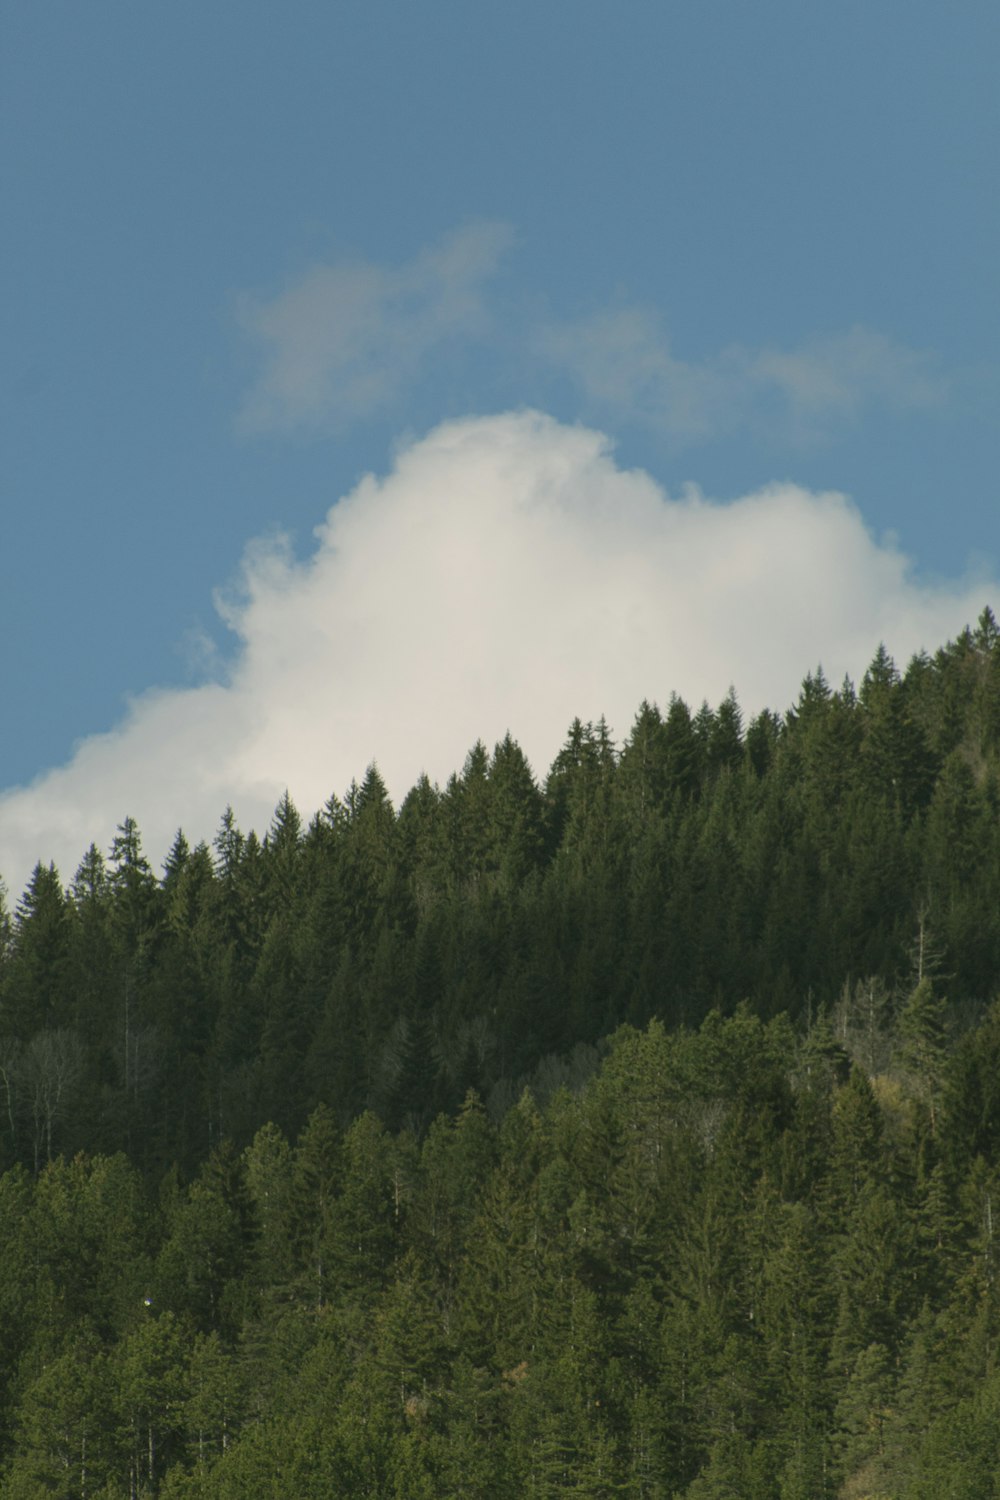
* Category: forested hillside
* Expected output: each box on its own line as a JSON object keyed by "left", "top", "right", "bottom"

{"left": 2, "top": 611, "right": 1000, "bottom": 1496}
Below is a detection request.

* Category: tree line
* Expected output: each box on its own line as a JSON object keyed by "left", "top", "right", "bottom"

{"left": 0, "top": 609, "right": 999, "bottom": 1494}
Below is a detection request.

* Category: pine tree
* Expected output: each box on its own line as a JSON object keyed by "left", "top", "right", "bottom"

{"left": 707, "top": 687, "right": 743, "bottom": 778}
{"left": 261, "top": 789, "right": 303, "bottom": 920}
{"left": 114, "top": 1309, "right": 190, "bottom": 1496}
{"left": 6, "top": 862, "right": 74, "bottom": 1035}
{"left": 897, "top": 976, "right": 947, "bottom": 1137}
{"left": 488, "top": 733, "right": 545, "bottom": 890}
{"left": 182, "top": 1329, "right": 245, "bottom": 1465}
{"left": 243, "top": 1120, "right": 294, "bottom": 1293}
{"left": 326, "top": 1110, "right": 397, "bottom": 1303}
{"left": 287, "top": 1102, "right": 341, "bottom": 1310}
{"left": 618, "top": 700, "right": 668, "bottom": 827}
{"left": 5, "top": 1329, "right": 114, "bottom": 1500}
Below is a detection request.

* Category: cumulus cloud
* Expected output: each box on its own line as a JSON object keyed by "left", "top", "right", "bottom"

{"left": 0, "top": 410, "right": 991, "bottom": 896}
{"left": 538, "top": 305, "right": 947, "bottom": 443}
{"left": 236, "top": 221, "right": 515, "bottom": 432}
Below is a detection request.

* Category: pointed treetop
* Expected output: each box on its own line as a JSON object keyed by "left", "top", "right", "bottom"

{"left": 162, "top": 829, "right": 191, "bottom": 886}
{"left": 72, "top": 843, "right": 108, "bottom": 904}
{"left": 663, "top": 695, "right": 694, "bottom": 742}
{"left": 110, "top": 815, "right": 152, "bottom": 877}
{"left": 358, "top": 762, "right": 392, "bottom": 811}
{"left": 860, "top": 643, "right": 900, "bottom": 707}
{"left": 267, "top": 789, "right": 302, "bottom": 849}
{"left": 693, "top": 699, "right": 715, "bottom": 745}
{"left": 791, "top": 666, "right": 831, "bottom": 725}
{"left": 548, "top": 718, "right": 588, "bottom": 779}
{"left": 594, "top": 714, "right": 616, "bottom": 758}
{"left": 629, "top": 699, "right": 662, "bottom": 735}
{"left": 489, "top": 733, "right": 537, "bottom": 788}
{"left": 709, "top": 686, "right": 744, "bottom": 773}
{"left": 16, "top": 861, "right": 65, "bottom": 923}
{"left": 974, "top": 604, "right": 999, "bottom": 654}
{"left": 745, "top": 708, "right": 781, "bottom": 778}
{"left": 837, "top": 673, "right": 857, "bottom": 707}
{"left": 319, "top": 790, "right": 348, "bottom": 833}
{"left": 213, "top": 806, "right": 244, "bottom": 877}
{"left": 461, "top": 741, "right": 489, "bottom": 784}
{"left": 399, "top": 772, "right": 439, "bottom": 816}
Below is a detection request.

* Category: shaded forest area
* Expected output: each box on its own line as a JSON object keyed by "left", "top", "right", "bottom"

{"left": 2, "top": 611, "right": 1000, "bottom": 1495}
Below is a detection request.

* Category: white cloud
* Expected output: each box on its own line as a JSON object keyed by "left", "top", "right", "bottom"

{"left": 236, "top": 221, "right": 515, "bottom": 432}
{"left": 538, "top": 306, "right": 947, "bottom": 442}
{"left": 0, "top": 410, "right": 991, "bottom": 896}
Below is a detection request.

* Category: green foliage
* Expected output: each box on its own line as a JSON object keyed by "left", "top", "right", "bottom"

{"left": 0, "top": 617, "right": 999, "bottom": 1494}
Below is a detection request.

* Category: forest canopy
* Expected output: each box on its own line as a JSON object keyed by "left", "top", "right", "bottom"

{"left": 1, "top": 610, "right": 1000, "bottom": 1496}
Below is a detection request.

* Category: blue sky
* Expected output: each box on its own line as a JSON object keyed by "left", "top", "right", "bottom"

{"left": 1, "top": 1, "right": 997, "bottom": 891}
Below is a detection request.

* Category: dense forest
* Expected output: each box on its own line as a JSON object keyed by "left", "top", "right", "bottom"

{"left": 2, "top": 610, "right": 1000, "bottom": 1496}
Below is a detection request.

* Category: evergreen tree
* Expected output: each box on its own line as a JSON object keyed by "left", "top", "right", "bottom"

{"left": 4, "top": 1329, "right": 114, "bottom": 1499}
{"left": 6, "top": 863, "right": 75, "bottom": 1037}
